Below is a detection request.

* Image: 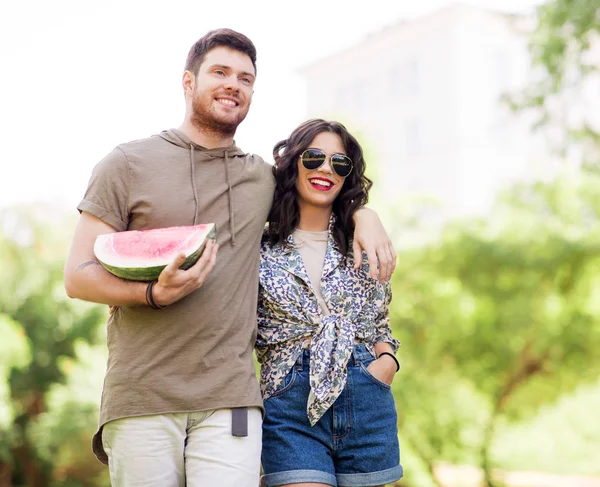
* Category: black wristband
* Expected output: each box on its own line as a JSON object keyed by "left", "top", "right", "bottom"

{"left": 377, "top": 352, "right": 400, "bottom": 372}
{"left": 146, "top": 280, "right": 166, "bottom": 310}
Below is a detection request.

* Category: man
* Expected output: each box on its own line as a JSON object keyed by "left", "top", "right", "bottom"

{"left": 64, "top": 28, "right": 396, "bottom": 487}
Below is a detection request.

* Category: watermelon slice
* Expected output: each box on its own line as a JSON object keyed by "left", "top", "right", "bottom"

{"left": 94, "top": 223, "right": 216, "bottom": 281}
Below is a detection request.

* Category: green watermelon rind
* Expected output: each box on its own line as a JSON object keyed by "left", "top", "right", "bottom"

{"left": 98, "top": 225, "right": 217, "bottom": 282}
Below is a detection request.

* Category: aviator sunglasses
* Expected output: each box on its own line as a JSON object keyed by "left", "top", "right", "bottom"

{"left": 300, "top": 148, "right": 353, "bottom": 178}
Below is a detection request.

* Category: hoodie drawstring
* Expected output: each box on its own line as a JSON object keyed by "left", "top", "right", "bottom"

{"left": 190, "top": 145, "right": 199, "bottom": 225}
{"left": 223, "top": 150, "right": 236, "bottom": 246}
{"left": 190, "top": 145, "right": 236, "bottom": 246}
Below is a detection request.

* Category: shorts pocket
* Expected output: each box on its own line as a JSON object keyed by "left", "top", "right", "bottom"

{"left": 359, "top": 362, "right": 392, "bottom": 390}
{"left": 269, "top": 367, "right": 297, "bottom": 398}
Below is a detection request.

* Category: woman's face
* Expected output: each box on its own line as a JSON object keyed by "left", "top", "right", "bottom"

{"left": 296, "top": 131, "right": 347, "bottom": 214}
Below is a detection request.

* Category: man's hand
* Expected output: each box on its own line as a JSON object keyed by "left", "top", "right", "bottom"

{"left": 352, "top": 208, "right": 396, "bottom": 282}
{"left": 152, "top": 240, "right": 219, "bottom": 306}
{"left": 65, "top": 212, "right": 220, "bottom": 308}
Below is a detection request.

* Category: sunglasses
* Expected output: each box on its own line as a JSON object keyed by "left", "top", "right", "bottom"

{"left": 300, "top": 148, "right": 353, "bottom": 178}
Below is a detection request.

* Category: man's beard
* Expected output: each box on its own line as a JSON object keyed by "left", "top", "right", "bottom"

{"left": 190, "top": 94, "right": 248, "bottom": 139}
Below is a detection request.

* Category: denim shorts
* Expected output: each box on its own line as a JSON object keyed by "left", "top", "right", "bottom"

{"left": 261, "top": 343, "right": 403, "bottom": 487}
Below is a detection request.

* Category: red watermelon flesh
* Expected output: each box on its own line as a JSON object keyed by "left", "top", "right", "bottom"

{"left": 94, "top": 223, "right": 216, "bottom": 281}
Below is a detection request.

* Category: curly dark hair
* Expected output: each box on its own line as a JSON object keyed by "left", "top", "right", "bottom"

{"left": 267, "top": 119, "right": 373, "bottom": 255}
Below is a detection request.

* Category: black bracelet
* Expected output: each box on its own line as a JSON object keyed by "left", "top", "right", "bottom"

{"left": 146, "top": 280, "right": 166, "bottom": 310}
{"left": 377, "top": 352, "right": 400, "bottom": 372}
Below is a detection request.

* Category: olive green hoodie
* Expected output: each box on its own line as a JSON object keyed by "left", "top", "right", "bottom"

{"left": 78, "top": 129, "right": 275, "bottom": 464}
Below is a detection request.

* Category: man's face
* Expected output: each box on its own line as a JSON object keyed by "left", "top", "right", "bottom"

{"left": 188, "top": 46, "right": 256, "bottom": 136}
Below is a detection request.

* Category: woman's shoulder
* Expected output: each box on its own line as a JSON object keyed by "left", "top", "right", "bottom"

{"left": 260, "top": 226, "right": 269, "bottom": 246}
{"left": 260, "top": 228, "right": 274, "bottom": 256}
{"left": 260, "top": 226, "right": 288, "bottom": 258}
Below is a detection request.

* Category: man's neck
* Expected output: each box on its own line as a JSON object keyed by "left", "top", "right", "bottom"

{"left": 178, "top": 120, "right": 235, "bottom": 149}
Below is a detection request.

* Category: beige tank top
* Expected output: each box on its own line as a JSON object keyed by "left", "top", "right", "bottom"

{"left": 293, "top": 228, "right": 330, "bottom": 315}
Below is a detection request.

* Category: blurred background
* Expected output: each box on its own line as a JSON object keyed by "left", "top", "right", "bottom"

{"left": 1, "top": 0, "right": 600, "bottom": 486}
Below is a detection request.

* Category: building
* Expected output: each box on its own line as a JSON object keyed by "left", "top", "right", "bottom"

{"left": 300, "top": 3, "right": 551, "bottom": 217}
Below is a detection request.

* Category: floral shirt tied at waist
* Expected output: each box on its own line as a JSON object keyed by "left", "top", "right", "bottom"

{"left": 256, "top": 218, "right": 399, "bottom": 425}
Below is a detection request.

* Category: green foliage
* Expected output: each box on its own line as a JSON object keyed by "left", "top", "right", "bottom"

{"left": 0, "top": 315, "right": 31, "bottom": 464}
{"left": 510, "top": 0, "right": 600, "bottom": 167}
{"left": 1, "top": 182, "right": 599, "bottom": 486}
{"left": 30, "top": 343, "right": 109, "bottom": 487}
{"left": 389, "top": 172, "right": 600, "bottom": 483}
{"left": 0, "top": 207, "right": 108, "bottom": 487}
{"left": 530, "top": 0, "right": 599, "bottom": 91}
{"left": 1, "top": 5, "right": 599, "bottom": 487}
{"left": 493, "top": 378, "right": 600, "bottom": 476}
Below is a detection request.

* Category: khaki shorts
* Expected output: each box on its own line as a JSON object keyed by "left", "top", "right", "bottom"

{"left": 102, "top": 407, "right": 262, "bottom": 487}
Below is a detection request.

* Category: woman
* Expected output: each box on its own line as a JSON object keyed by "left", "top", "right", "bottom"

{"left": 256, "top": 119, "right": 403, "bottom": 487}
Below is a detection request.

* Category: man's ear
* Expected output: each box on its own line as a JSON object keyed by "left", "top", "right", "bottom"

{"left": 182, "top": 70, "right": 195, "bottom": 96}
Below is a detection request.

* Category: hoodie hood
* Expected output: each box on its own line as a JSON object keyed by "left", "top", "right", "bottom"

{"left": 156, "top": 128, "right": 246, "bottom": 157}
{"left": 155, "top": 128, "right": 247, "bottom": 245}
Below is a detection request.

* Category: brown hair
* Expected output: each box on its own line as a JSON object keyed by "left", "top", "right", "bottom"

{"left": 184, "top": 28, "right": 257, "bottom": 75}
{"left": 267, "top": 119, "right": 373, "bottom": 256}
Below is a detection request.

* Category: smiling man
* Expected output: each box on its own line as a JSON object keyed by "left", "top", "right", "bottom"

{"left": 64, "top": 28, "right": 396, "bottom": 487}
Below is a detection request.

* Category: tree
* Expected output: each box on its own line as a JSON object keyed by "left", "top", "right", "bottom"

{"left": 390, "top": 173, "right": 600, "bottom": 487}
{"left": 0, "top": 207, "right": 108, "bottom": 487}
{"left": 511, "top": 0, "right": 600, "bottom": 167}
{"left": 0, "top": 315, "right": 30, "bottom": 486}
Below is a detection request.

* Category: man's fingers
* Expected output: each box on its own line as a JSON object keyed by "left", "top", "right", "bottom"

{"left": 354, "top": 239, "right": 396, "bottom": 281}
{"left": 375, "top": 246, "right": 386, "bottom": 283}
{"left": 152, "top": 242, "right": 218, "bottom": 307}
{"left": 163, "top": 252, "right": 187, "bottom": 276}
{"left": 379, "top": 245, "right": 393, "bottom": 282}
{"left": 374, "top": 243, "right": 397, "bottom": 282}
{"left": 197, "top": 241, "right": 217, "bottom": 270}
{"left": 375, "top": 248, "right": 385, "bottom": 283}
{"left": 196, "top": 242, "right": 219, "bottom": 284}
{"left": 366, "top": 247, "right": 379, "bottom": 280}
{"left": 353, "top": 240, "right": 362, "bottom": 269}
{"left": 388, "top": 243, "right": 397, "bottom": 278}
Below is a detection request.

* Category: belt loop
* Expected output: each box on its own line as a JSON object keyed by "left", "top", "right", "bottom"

{"left": 351, "top": 343, "right": 361, "bottom": 366}
{"left": 348, "top": 346, "right": 356, "bottom": 367}
{"left": 295, "top": 352, "right": 303, "bottom": 371}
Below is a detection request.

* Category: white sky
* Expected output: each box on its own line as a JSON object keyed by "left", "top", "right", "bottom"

{"left": 0, "top": 0, "right": 543, "bottom": 211}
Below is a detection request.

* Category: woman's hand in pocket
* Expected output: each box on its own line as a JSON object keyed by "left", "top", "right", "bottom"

{"left": 366, "top": 355, "right": 397, "bottom": 386}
